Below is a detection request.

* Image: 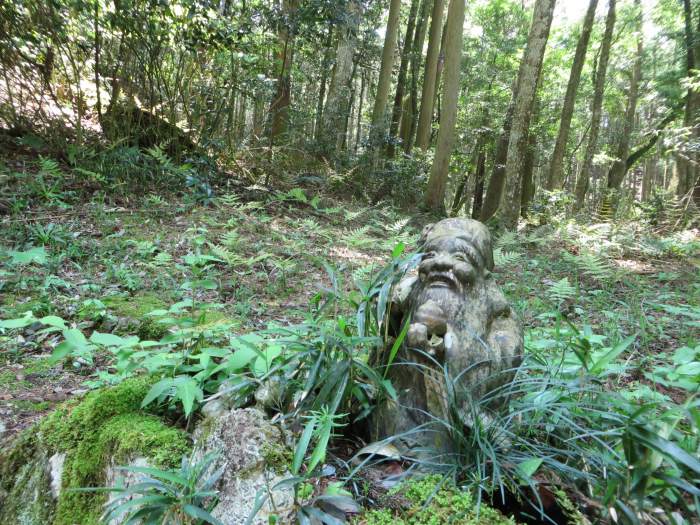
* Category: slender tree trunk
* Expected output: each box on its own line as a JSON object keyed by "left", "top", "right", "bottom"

{"left": 342, "top": 60, "right": 359, "bottom": 151}
{"left": 423, "top": 0, "right": 466, "bottom": 212}
{"left": 401, "top": 0, "right": 430, "bottom": 152}
{"left": 471, "top": 148, "right": 487, "bottom": 219}
{"left": 388, "top": 0, "right": 420, "bottom": 156}
{"left": 521, "top": 131, "right": 537, "bottom": 216}
{"left": 680, "top": 0, "right": 699, "bottom": 197}
{"left": 314, "top": 27, "right": 335, "bottom": 142}
{"left": 415, "top": 0, "right": 446, "bottom": 150}
{"left": 370, "top": 0, "right": 402, "bottom": 148}
{"left": 575, "top": 0, "right": 616, "bottom": 210}
{"left": 499, "top": 0, "right": 556, "bottom": 228}
{"left": 481, "top": 89, "right": 517, "bottom": 222}
{"left": 355, "top": 70, "right": 367, "bottom": 152}
{"left": 268, "top": 0, "right": 298, "bottom": 139}
{"left": 607, "top": 0, "right": 642, "bottom": 191}
{"left": 546, "top": 0, "right": 598, "bottom": 190}
{"left": 318, "top": 0, "right": 361, "bottom": 158}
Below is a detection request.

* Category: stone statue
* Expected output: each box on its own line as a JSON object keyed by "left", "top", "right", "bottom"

{"left": 370, "top": 218, "right": 523, "bottom": 456}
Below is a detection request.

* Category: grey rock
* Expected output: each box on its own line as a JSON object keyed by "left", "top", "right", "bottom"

{"left": 195, "top": 408, "right": 294, "bottom": 525}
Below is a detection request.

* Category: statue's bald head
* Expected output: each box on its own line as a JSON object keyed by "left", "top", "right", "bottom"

{"left": 420, "top": 219, "right": 494, "bottom": 272}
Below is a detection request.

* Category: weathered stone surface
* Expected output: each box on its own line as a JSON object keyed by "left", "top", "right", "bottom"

{"left": 371, "top": 218, "right": 523, "bottom": 454}
{"left": 195, "top": 408, "right": 294, "bottom": 524}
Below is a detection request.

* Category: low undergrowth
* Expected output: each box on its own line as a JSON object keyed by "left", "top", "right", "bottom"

{"left": 1, "top": 183, "right": 698, "bottom": 524}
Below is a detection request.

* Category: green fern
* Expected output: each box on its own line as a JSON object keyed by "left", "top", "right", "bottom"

{"left": 217, "top": 193, "right": 240, "bottom": 208}
{"left": 344, "top": 225, "right": 375, "bottom": 249}
{"left": 495, "top": 230, "right": 519, "bottom": 249}
{"left": 494, "top": 248, "right": 523, "bottom": 267}
{"left": 221, "top": 230, "right": 241, "bottom": 249}
{"left": 38, "top": 156, "right": 62, "bottom": 178}
{"left": 153, "top": 252, "right": 173, "bottom": 267}
{"left": 562, "top": 251, "right": 614, "bottom": 282}
{"left": 547, "top": 277, "right": 577, "bottom": 303}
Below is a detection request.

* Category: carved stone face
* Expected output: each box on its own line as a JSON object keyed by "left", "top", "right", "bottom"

{"left": 418, "top": 235, "right": 480, "bottom": 295}
{"left": 415, "top": 218, "right": 493, "bottom": 303}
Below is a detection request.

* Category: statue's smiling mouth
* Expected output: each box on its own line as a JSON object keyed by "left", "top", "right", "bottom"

{"left": 426, "top": 272, "right": 458, "bottom": 289}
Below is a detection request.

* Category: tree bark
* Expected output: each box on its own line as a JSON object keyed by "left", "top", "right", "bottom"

{"left": 546, "top": 0, "right": 598, "bottom": 190}
{"left": 401, "top": 0, "right": 431, "bottom": 153}
{"left": 318, "top": 0, "right": 361, "bottom": 158}
{"left": 679, "top": 0, "right": 699, "bottom": 196}
{"left": 499, "top": 0, "right": 556, "bottom": 228}
{"left": 388, "top": 0, "right": 420, "bottom": 156}
{"left": 471, "top": 148, "right": 487, "bottom": 219}
{"left": 521, "top": 128, "right": 537, "bottom": 217}
{"left": 268, "top": 0, "right": 298, "bottom": 139}
{"left": 423, "top": 0, "right": 466, "bottom": 212}
{"left": 414, "top": 0, "right": 446, "bottom": 150}
{"left": 314, "top": 27, "right": 334, "bottom": 142}
{"left": 370, "top": 0, "right": 402, "bottom": 148}
{"left": 575, "top": 0, "right": 616, "bottom": 210}
{"left": 481, "top": 88, "right": 517, "bottom": 222}
{"left": 607, "top": 0, "right": 642, "bottom": 191}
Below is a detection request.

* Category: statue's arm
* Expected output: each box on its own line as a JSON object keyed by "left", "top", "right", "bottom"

{"left": 486, "top": 281, "right": 524, "bottom": 369}
{"left": 387, "top": 275, "right": 417, "bottom": 337}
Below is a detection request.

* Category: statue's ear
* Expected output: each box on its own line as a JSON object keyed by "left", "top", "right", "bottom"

{"left": 419, "top": 223, "right": 435, "bottom": 245}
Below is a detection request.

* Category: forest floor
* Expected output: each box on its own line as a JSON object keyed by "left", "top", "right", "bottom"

{"left": 1, "top": 172, "right": 698, "bottom": 443}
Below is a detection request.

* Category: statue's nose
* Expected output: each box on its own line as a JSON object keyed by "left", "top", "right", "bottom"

{"left": 421, "top": 253, "right": 454, "bottom": 273}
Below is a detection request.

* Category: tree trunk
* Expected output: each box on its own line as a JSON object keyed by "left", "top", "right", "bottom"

{"left": 370, "top": 0, "right": 402, "bottom": 148}
{"left": 481, "top": 89, "right": 517, "bottom": 222}
{"left": 423, "top": 0, "right": 466, "bottom": 212}
{"left": 499, "top": 0, "right": 556, "bottom": 229}
{"left": 546, "top": 0, "right": 598, "bottom": 190}
{"left": 414, "top": 0, "right": 446, "bottom": 150}
{"left": 679, "top": 0, "right": 699, "bottom": 197}
{"left": 401, "top": 0, "right": 431, "bottom": 153}
{"left": 355, "top": 70, "right": 367, "bottom": 152}
{"left": 314, "top": 27, "right": 334, "bottom": 142}
{"left": 607, "top": 0, "right": 642, "bottom": 192}
{"left": 268, "top": 0, "right": 298, "bottom": 139}
{"left": 318, "top": 0, "right": 361, "bottom": 158}
{"left": 521, "top": 130, "right": 537, "bottom": 217}
{"left": 388, "top": 0, "right": 420, "bottom": 156}
{"left": 471, "top": 148, "right": 487, "bottom": 219}
{"left": 575, "top": 0, "right": 616, "bottom": 210}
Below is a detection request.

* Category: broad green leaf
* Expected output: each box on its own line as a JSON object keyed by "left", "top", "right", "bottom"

{"left": 672, "top": 346, "right": 697, "bottom": 365}
{"left": 517, "top": 458, "right": 543, "bottom": 479}
{"left": 292, "top": 416, "right": 317, "bottom": 475}
{"left": 590, "top": 335, "right": 635, "bottom": 375}
{"left": 0, "top": 314, "right": 36, "bottom": 329}
{"left": 141, "top": 378, "right": 175, "bottom": 408}
{"left": 90, "top": 332, "right": 139, "bottom": 347}
{"left": 253, "top": 344, "right": 282, "bottom": 376}
{"left": 182, "top": 504, "right": 225, "bottom": 525}
{"left": 39, "top": 315, "right": 67, "bottom": 329}
{"left": 9, "top": 246, "right": 47, "bottom": 265}
{"left": 175, "top": 376, "right": 202, "bottom": 416}
{"left": 675, "top": 362, "right": 700, "bottom": 376}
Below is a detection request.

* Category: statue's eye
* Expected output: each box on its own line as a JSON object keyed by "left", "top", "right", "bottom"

{"left": 423, "top": 251, "right": 436, "bottom": 260}
{"left": 454, "top": 253, "right": 468, "bottom": 262}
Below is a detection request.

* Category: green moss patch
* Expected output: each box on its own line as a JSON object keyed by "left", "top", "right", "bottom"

{"left": 102, "top": 293, "right": 167, "bottom": 319}
{"left": 358, "top": 476, "right": 516, "bottom": 525}
{"left": 0, "top": 376, "right": 190, "bottom": 525}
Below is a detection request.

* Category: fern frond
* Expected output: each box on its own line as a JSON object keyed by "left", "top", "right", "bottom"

{"left": 153, "top": 252, "right": 173, "bottom": 267}
{"left": 495, "top": 230, "right": 518, "bottom": 249}
{"left": 547, "top": 277, "right": 576, "bottom": 303}
{"left": 494, "top": 248, "right": 523, "bottom": 268}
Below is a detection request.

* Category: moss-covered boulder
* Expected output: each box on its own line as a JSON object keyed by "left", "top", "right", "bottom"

{"left": 0, "top": 376, "right": 191, "bottom": 525}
